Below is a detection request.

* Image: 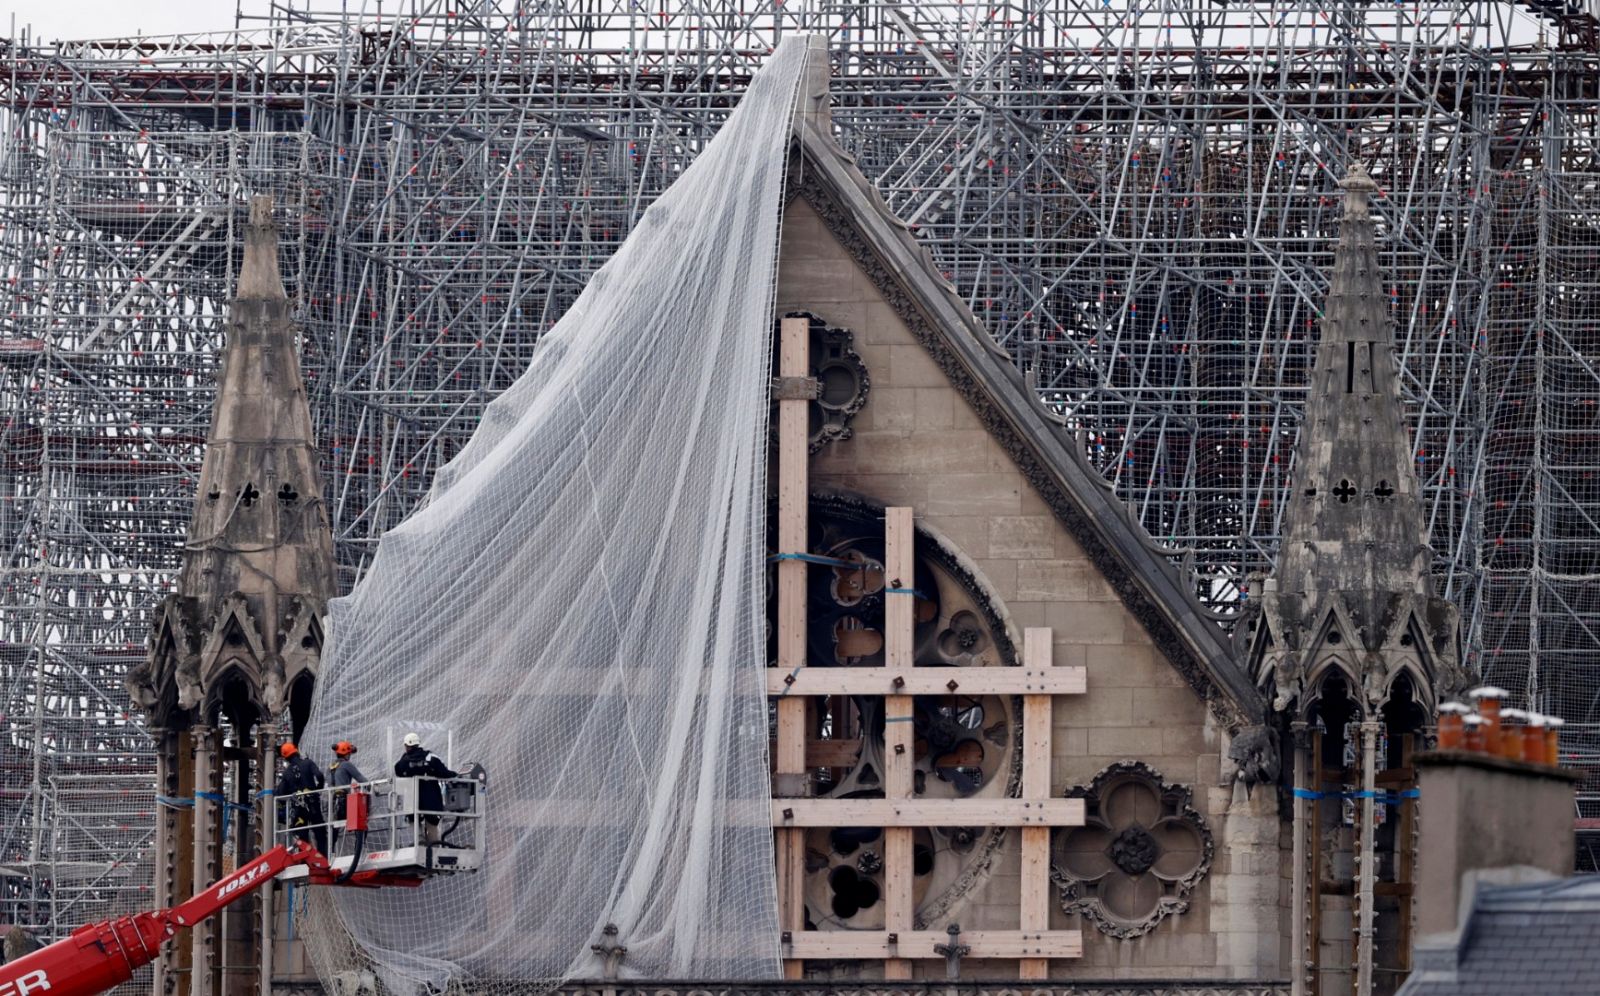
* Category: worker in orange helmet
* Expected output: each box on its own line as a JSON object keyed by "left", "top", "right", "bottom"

{"left": 274, "top": 742, "right": 327, "bottom": 856}
{"left": 327, "top": 740, "right": 368, "bottom": 844}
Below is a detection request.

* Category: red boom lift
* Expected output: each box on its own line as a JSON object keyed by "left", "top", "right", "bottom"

{"left": 0, "top": 841, "right": 351, "bottom": 996}
{"left": 0, "top": 773, "right": 482, "bottom": 996}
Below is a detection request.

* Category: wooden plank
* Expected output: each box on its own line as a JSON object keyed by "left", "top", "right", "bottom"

{"left": 766, "top": 666, "right": 1086, "bottom": 697}
{"left": 883, "top": 506, "right": 915, "bottom": 981}
{"left": 775, "top": 314, "right": 810, "bottom": 980}
{"left": 777, "top": 830, "right": 806, "bottom": 980}
{"left": 767, "top": 736, "right": 865, "bottom": 774}
{"left": 772, "top": 798, "right": 1085, "bottom": 827}
{"left": 1021, "top": 628, "right": 1055, "bottom": 801}
{"left": 762, "top": 738, "right": 862, "bottom": 768}
{"left": 882, "top": 508, "right": 917, "bottom": 797}
{"left": 782, "top": 930, "right": 1083, "bottom": 960}
{"left": 774, "top": 315, "right": 810, "bottom": 785}
{"left": 1020, "top": 827, "right": 1052, "bottom": 919}
{"left": 1020, "top": 627, "right": 1054, "bottom": 980}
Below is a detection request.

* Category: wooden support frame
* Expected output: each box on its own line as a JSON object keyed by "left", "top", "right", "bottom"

{"left": 767, "top": 667, "right": 1085, "bottom": 696}
{"left": 773, "top": 798, "right": 1084, "bottom": 827}
{"left": 767, "top": 496, "right": 1089, "bottom": 976}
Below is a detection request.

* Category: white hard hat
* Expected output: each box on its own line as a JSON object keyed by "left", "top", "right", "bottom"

{"left": 403, "top": 732, "right": 422, "bottom": 747}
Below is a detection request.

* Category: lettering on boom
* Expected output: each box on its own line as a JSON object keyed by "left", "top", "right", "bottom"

{"left": 1, "top": 969, "right": 52, "bottom": 996}
{"left": 215, "top": 861, "right": 268, "bottom": 902}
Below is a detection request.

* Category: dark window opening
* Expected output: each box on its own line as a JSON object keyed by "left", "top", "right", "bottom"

{"left": 1374, "top": 479, "right": 1394, "bottom": 500}
{"left": 278, "top": 483, "right": 300, "bottom": 506}
{"left": 1333, "top": 479, "right": 1357, "bottom": 503}
{"left": 1346, "top": 341, "right": 1356, "bottom": 393}
{"left": 237, "top": 482, "right": 260, "bottom": 508}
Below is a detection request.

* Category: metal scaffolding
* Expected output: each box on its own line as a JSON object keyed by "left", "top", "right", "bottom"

{"left": 5, "top": 0, "right": 1600, "bottom": 938}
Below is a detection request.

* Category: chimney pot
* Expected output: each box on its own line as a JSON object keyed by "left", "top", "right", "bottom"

{"left": 1468, "top": 688, "right": 1506, "bottom": 754}
{"left": 1498, "top": 708, "right": 1527, "bottom": 761}
{"left": 1437, "top": 701, "right": 1471, "bottom": 749}
{"left": 1545, "top": 716, "right": 1565, "bottom": 766}
{"left": 1523, "top": 713, "right": 1547, "bottom": 765}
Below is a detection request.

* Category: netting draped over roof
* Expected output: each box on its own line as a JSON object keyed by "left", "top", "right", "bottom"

{"left": 299, "top": 37, "right": 807, "bottom": 994}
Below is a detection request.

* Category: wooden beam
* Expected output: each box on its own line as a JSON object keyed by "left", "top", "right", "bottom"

{"left": 882, "top": 506, "right": 916, "bottom": 981}
{"left": 775, "top": 314, "right": 810, "bottom": 980}
{"left": 782, "top": 930, "right": 1083, "bottom": 960}
{"left": 767, "top": 666, "right": 1086, "bottom": 697}
{"left": 772, "top": 797, "right": 1085, "bottom": 827}
{"left": 1020, "top": 627, "right": 1054, "bottom": 980}
{"left": 764, "top": 738, "right": 863, "bottom": 768}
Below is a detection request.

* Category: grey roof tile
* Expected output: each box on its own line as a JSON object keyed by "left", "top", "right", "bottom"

{"left": 1398, "top": 876, "right": 1600, "bottom": 995}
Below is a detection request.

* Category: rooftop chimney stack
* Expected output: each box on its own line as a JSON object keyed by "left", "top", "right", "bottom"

{"left": 1414, "top": 695, "right": 1580, "bottom": 941}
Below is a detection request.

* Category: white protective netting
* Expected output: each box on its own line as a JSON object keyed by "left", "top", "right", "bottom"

{"left": 300, "top": 36, "right": 807, "bottom": 994}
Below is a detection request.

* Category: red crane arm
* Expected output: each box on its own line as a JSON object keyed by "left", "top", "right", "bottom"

{"left": 0, "top": 842, "right": 329, "bottom": 996}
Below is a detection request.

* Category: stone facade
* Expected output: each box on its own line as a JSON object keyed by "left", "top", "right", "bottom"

{"left": 777, "top": 195, "right": 1288, "bottom": 981}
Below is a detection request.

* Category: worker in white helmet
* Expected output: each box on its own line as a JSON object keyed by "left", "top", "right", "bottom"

{"left": 394, "top": 732, "right": 458, "bottom": 845}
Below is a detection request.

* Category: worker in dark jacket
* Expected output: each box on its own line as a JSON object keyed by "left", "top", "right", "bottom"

{"left": 274, "top": 742, "right": 327, "bottom": 855}
{"left": 394, "top": 732, "right": 457, "bottom": 844}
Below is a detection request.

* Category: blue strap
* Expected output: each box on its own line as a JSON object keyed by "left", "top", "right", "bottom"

{"left": 769, "top": 552, "right": 930, "bottom": 600}
{"left": 1294, "top": 787, "right": 1418, "bottom": 804}
{"left": 768, "top": 551, "right": 858, "bottom": 568}
{"left": 188, "top": 790, "right": 254, "bottom": 837}
{"left": 885, "top": 587, "right": 930, "bottom": 600}
{"left": 156, "top": 795, "right": 194, "bottom": 809}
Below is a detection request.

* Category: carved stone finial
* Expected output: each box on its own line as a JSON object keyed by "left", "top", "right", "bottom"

{"left": 1338, "top": 163, "right": 1378, "bottom": 217}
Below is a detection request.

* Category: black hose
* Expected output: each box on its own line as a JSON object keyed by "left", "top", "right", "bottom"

{"left": 335, "top": 828, "right": 366, "bottom": 884}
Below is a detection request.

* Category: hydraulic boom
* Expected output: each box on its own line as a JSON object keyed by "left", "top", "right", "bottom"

{"left": 0, "top": 841, "right": 331, "bottom": 996}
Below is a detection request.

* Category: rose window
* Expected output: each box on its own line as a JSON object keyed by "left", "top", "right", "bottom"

{"left": 1050, "top": 761, "right": 1212, "bottom": 938}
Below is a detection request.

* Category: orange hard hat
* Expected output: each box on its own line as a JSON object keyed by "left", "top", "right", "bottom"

{"left": 332, "top": 740, "right": 356, "bottom": 757}
{"left": 279, "top": 742, "right": 298, "bottom": 758}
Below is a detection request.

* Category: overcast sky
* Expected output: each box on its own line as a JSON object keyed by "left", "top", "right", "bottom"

{"left": 2, "top": 1, "right": 248, "bottom": 42}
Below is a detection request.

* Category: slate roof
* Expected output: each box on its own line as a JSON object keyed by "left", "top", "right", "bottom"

{"left": 785, "top": 36, "right": 1262, "bottom": 722}
{"left": 1398, "top": 876, "right": 1600, "bottom": 995}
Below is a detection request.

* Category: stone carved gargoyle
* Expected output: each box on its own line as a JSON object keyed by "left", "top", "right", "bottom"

{"left": 1227, "top": 725, "right": 1280, "bottom": 796}
{"left": 175, "top": 654, "right": 203, "bottom": 711}
{"left": 263, "top": 653, "right": 288, "bottom": 716}
{"left": 1271, "top": 650, "right": 1301, "bottom": 712}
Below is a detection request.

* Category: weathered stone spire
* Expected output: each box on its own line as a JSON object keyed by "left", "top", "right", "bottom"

{"left": 1247, "top": 162, "right": 1462, "bottom": 716}
{"left": 131, "top": 193, "right": 335, "bottom": 728}
{"left": 127, "top": 194, "right": 336, "bottom": 996}
{"left": 1274, "top": 162, "right": 1431, "bottom": 602}
{"left": 1248, "top": 166, "right": 1465, "bottom": 996}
